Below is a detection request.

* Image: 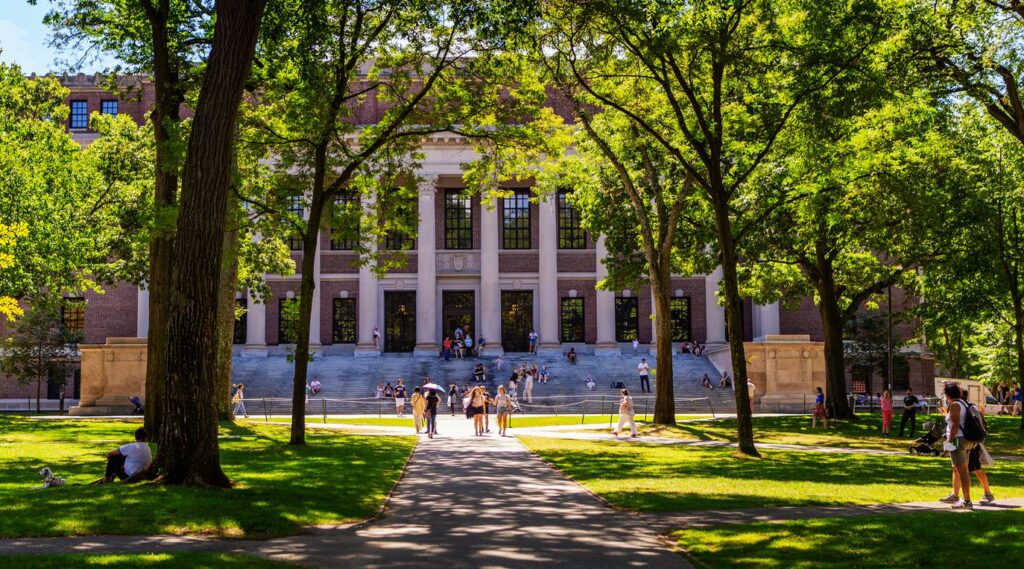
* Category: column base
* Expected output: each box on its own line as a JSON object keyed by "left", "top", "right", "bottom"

{"left": 592, "top": 342, "right": 620, "bottom": 357}
{"left": 414, "top": 343, "right": 440, "bottom": 357}
{"left": 354, "top": 344, "right": 381, "bottom": 357}
{"left": 241, "top": 345, "right": 269, "bottom": 358}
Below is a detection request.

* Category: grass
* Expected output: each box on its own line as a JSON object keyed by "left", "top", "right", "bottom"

{"left": 260, "top": 414, "right": 708, "bottom": 429}
{"left": 0, "top": 553, "right": 297, "bottom": 568}
{"left": 0, "top": 416, "right": 415, "bottom": 538}
{"left": 519, "top": 436, "right": 1024, "bottom": 512}
{"left": 673, "top": 510, "right": 1024, "bottom": 568}
{"left": 644, "top": 414, "right": 1024, "bottom": 457}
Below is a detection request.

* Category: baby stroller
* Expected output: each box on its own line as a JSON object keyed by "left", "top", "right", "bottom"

{"left": 909, "top": 420, "right": 943, "bottom": 456}
{"left": 128, "top": 395, "right": 145, "bottom": 415}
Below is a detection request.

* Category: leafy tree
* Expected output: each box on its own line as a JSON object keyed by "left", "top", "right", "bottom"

{"left": 243, "top": 0, "right": 548, "bottom": 445}
{"left": 843, "top": 309, "right": 910, "bottom": 395}
{"left": 0, "top": 223, "right": 27, "bottom": 319}
{"left": 0, "top": 297, "right": 81, "bottom": 413}
{"left": 515, "top": 0, "right": 886, "bottom": 454}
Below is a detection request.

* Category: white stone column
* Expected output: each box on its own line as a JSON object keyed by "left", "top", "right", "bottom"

{"left": 752, "top": 301, "right": 780, "bottom": 341}
{"left": 243, "top": 289, "right": 267, "bottom": 357}
{"left": 479, "top": 193, "right": 502, "bottom": 356}
{"left": 537, "top": 193, "right": 560, "bottom": 352}
{"left": 136, "top": 286, "right": 149, "bottom": 337}
{"left": 705, "top": 266, "right": 727, "bottom": 344}
{"left": 593, "top": 236, "right": 619, "bottom": 356}
{"left": 355, "top": 193, "right": 380, "bottom": 356}
{"left": 308, "top": 230, "right": 322, "bottom": 348}
{"left": 414, "top": 175, "right": 439, "bottom": 356}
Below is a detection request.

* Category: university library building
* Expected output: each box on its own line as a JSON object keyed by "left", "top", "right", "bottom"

{"left": 0, "top": 75, "right": 935, "bottom": 409}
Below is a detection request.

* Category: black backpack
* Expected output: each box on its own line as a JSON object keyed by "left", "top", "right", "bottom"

{"left": 960, "top": 401, "right": 988, "bottom": 444}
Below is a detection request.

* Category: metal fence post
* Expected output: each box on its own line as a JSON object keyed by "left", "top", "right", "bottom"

{"left": 644, "top": 397, "right": 649, "bottom": 422}
{"left": 263, "top": 398, "right": 269, "bottom": 423}
{"left": 581, "top": 398, "right": 587, "bottom": 425}
{"left": 377, "top": 398, "right": 381, "bottom": 419}
{"left": 322, "top": 398, "right": 327, "bottom": 424}
{"left": 555, "top": 395, "right": 560, "bottom": 416}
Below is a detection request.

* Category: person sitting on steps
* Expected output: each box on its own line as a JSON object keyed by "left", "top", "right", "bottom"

{"left": 95, "top": 427, "right": 151, "bottom": 484}
{"left": 566, "top": 347, "right": 577, "bottom": 364}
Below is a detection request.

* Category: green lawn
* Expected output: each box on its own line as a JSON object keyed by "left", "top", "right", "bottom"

{"left": 520, "top": 436, "right": 1024, "bottom": 512}
{"left": 646, "top": 415, "right": 1024, "bottom": 457}
{"left": 260, "top": 414, "right": 708, "bottom": 429}
{"left": 673, "top": 510, "right": 1024, "bottom": 568}
{"left": 0, "top": 553, "right": 296, "bottom": 569}
{"left": 0, "top": 416, "right": 415, "bottom": 538}
{"left": 262, "top": 416, "right": 415, "bottom": 427}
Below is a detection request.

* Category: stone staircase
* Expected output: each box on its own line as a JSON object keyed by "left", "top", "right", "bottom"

{"left": 233, "top": 351, "right": 738, "bottom": 416}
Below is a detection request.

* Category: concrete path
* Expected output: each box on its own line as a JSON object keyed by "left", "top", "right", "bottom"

{"left": 0, "top": 415, "right": 692, "bottom": 568}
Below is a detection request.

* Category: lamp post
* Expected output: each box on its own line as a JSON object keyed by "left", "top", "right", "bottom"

{"left": 887, "top": 285, "right": 893, "bottom": 393}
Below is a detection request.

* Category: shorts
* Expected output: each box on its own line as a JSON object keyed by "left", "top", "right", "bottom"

{"left": 968, "top": 445, "right": 983, "bottom": 472}
{"left": 949, "top": 438, "right": 969, "bottom": 467}
{"left": 395, "top": 398, "right": 405, "bottom": 407}
{"left": 812, "top": 404, "right": 826, "bottom": 419}
{"left": 496, "top": 406, "right": 509, "bottom": 414}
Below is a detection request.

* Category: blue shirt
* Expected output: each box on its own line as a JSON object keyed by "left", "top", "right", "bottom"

{"left": 815, "top": 393, "right": 824, "bottom": 405}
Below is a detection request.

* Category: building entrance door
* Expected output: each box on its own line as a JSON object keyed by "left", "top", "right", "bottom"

{"left": 501, "top": 291, "right": 533, "bottom": 352}
{"left": 384, "top": 291, "right": 416, "bottom": 352}
{"left": 442, "top": 291, "right": 475, "bottom": 341}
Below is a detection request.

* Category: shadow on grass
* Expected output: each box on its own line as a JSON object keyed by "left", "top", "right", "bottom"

{"left": 0, "top": 417, "right": 415, "bottom": 538}
{"left": 0, "top": 552, "right": 297, "bottom": 569}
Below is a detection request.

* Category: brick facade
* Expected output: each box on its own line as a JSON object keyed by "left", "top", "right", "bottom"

{"left": 557, "top": 279, "right": 598, "bottom": 344}
{"left": 318, "top": 280, "right": 360, "bottom": 345}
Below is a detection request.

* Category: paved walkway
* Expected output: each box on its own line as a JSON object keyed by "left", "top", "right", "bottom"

{"left": 0, "top": 416, "right": 692, "bottom": 568}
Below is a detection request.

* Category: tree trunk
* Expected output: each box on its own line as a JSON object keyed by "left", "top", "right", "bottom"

{"left": 1014, "top": 299, "right": 1024, "bottom": 430}
{"left": 289, "top": 193, "right": 326, "bottom": 446}
{"left": 143, "top": 6, "right": 183, "bottom": 440}
{"left": 714, "top": 204, "right": 758, "bottom": 456}
{"left": 155, "top": 0, "right": 265, "bottom": 486}
{"left": 35, "top": 372, "right": 41, "bottom": 414}
{"left": 215, "top": 198, "right": 240, "bottom": 421}
{"left": 817, "top": 277, "right": 855, "bottom": 420}
{"left": 650, "top": 267, "right": 675, "bottom": 425}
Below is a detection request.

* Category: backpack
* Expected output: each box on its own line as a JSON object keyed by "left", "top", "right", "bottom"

{"left": 960, "top": 401, "right": 987, "bottom": 444}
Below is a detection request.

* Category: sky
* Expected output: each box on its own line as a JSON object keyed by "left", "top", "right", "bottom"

{"left": 0, "top": 0, "right": 117, "bottom": 74}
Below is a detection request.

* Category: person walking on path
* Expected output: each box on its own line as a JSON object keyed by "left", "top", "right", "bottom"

{"left": 881, "top": 389, "right": 893, "bottom": 438}
{"left": 494, "top": 385, "right": 513, "bottom": 437}
{"left": 447, "top": 384, "right": 458, "bottom": 416}
{"left": 393, "top": 379, "right": 407, "bottom": 418}
{"left": 469, "top": 386, "right": 487, "bottom": 436}
{"left": 899, "top": 388, "right": 919, "bottom": 437}
{"left": 411, "top": 387, "right": 426, "bottom": 434}
{"left": 524, "top": 371, "right": 534, "bottom": 403}
{"left": 424, "top": 388, "right": 440, "bottom": 439}
{"left": 232, "top": 383, "right": 248, "bottom": 418}
{"left": 637, "top": 359, "right": 651, "bottom": 394}
{"left": 940, "top": 383, "right": 973, "bottom": 509}
{"left": 812, "top": 387, "right": 828, "bottom": 428}
{"left": 612, "top": 388, "right": 638, "bottom": 437}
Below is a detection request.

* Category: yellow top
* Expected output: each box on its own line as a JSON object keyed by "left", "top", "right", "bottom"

{"left": 411, "top": 392, "right": 426, "bottom": 413}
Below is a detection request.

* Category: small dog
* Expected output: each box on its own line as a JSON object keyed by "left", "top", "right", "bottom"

{"left": 38, "top": 467, "right": 66, "bottom": 489}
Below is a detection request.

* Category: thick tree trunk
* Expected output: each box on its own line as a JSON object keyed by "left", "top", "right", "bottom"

{"left": 143, "top": 6, "right": 183, "bottom": 440}
{"left": 650, "top": 267, "right": 676, "bottom": 425}
{"left": 155, "top": 1, "right": 265, "bottom": 486}
{"left": 714, "top": 205, "right": 758, "bottom": 456}
{"left": 817, "top": 278, "right": 855, "bottom": 420}
{"left": 215, "top": 200, "right": 240, "bottom": 421}
{"left": 289, "top": 194, "right": 326, "bottom": 446}
{"left": 1014, "top": 300, "right": 1024, "bottom": 430}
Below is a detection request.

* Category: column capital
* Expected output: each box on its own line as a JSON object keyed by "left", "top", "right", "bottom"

{"left": 417, "top": 174, "right": 439, "bottom": 195}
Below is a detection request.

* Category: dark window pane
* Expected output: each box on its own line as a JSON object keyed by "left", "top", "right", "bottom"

{"left": 233, "top": 298, "right": 247, "bottom": 344}
{"left": 669, "top": 297, "right": 691, "bottom": 342}
{"left": 558, "top": 189, "right": 586, "bottom": 249}
{"left": 330, "top": 192, "right": 360, "bottom": 250}
{"left": 100, "top": 100, "right": 118, "bottom": 116}
{"left": 69, "top": 101, "right": 88, "bottom": 129}
{"left": 278, "top": 297, "right": 300, "bottom": 344}
{"left": 382, "top": 189, "right": 416, "bottom": 251}
{"left": 502, "top": 189, "right": 531, "bottom": 249}
{"left": 560, "top": 297, "right": 585, "bottom": 343}
{"left": 332, "top": 298, "right": 357, "bottom": 343}
{"left": 444, "top": 189, "right": 472, "bottom": 249}
{"left": 614, "top": 297, "right": 638, "bottom": 342}
{"left": 61, "top": 298, "right": 85, "bottom": 335}
{"left": 286, "top": 196, "right": 304, "bottom": 251}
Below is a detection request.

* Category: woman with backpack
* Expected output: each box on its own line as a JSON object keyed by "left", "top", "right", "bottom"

{"left": 940, "top": 383, "right": 976, "bottom": 509}
{"left": 940, "top": 391, "right": 995, "bottom": 507}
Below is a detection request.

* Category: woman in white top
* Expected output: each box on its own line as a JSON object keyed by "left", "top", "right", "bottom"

{"left": 524, "top": 372, "right": 534, "bottom": 403}
{"left": 613, "top": 388, "right": 638, "bottom": 437}
{"left": 494, "top": 385, "right": 513, "bottom": 436}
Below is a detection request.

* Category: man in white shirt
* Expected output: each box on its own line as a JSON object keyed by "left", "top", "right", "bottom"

{"left": 99, "top": 427, "right": 152, "bottom": 483}
{"left": 637, "top": 358, "right": 651, "bottom": 393}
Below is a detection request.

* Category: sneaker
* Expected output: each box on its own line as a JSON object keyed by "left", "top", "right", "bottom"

{"left": 612, "top": 431, "right": 619, "bottom": 436}
{"left": 951, "top": 499, "right": 973, "bottom": 510}
{"left": 939, "top": 493, "right": 959, "bottom": 503}
{"left": 980, "top": 493, "right": 995, "bottom": 505}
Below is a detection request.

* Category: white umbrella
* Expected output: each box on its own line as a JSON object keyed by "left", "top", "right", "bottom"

{"left": 422, "top": 383, "right": 444, "bottom": 391}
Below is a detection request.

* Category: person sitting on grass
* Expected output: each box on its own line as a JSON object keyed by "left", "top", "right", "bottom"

{"left": 96, "top": 427, "right": 151, "bottom": 484}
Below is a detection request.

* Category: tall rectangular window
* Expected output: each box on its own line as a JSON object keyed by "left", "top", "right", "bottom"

{"left": 69, "top": 101, "right": 88, "bottom": 129}
{"left": 332, "top": 298, "right": 357, "bottom": 343}
{"left": 330, "top": 192, "right": 359, "bottom": 250}
{"left": 233, "top": 298, "right": 247, "bottom": 345}
{"left": 560, "top": 297, "right": 585, "bottom": 343}
{"left": 100, "top": 100, "right": 118, "bottom": 116}
{"left": 61, "top": 298, "right": 85, "bottom": 335}
{"left": 669, "top": 297, "right": 691, "bottom": 342}
{"left": 286, "top": 196, "right": 304, "bottom": 251}
{"left": 614, "top": 297, "right": 639, "bottom": 342}
{"left": 382, "top": 191, "right": 416, "bottom": 251}
{"left": 502, "top": 189, "right": 531, "bottom": 249}
{"left": 444, "top": 189, "right": 472, "bottom": 249}
{"left": 278, "top": 297, "right": 300, "bottom": 344}
{"left": 558, "top": 189, "right": 586, "bottom": 249}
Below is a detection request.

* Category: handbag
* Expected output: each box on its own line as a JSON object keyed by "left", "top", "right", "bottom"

{"left": 979, "top": 444, "right": 995, "bottom": 466}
